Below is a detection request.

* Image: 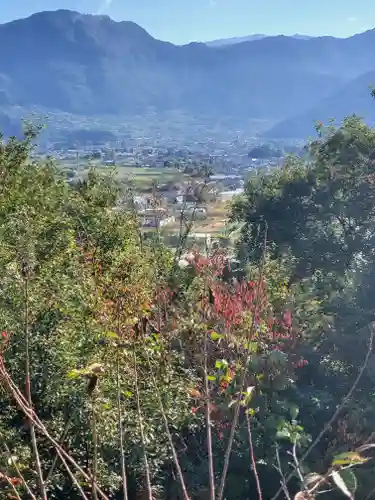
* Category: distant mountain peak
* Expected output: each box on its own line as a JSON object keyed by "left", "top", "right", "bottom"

{"left": 205, "top": 33, "right": 315, "bottom": 47}
{"left": 0, "top": 9, "right": 374, "bottom": 142}
{"left": 26, "top": 9, "right": 92, "bottom": 23}
{"left": 1, "top": 8, "right": 154, "bottom": 49}
{"left": 6, "top": 9, "right": 148, "bottom": 35}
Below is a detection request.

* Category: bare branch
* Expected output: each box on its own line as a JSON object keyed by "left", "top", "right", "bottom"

{"left": 246, "top": 412, "right": 263, "bottom": 500}
{"left": 271, "top": 326, "right": 374, "bottom": 499}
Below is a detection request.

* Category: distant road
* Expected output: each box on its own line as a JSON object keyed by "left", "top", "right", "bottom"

{"left": 219, "top": 188, "right": 244, "bottom": 201}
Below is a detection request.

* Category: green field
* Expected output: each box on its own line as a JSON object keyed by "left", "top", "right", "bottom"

{"left": 60, "top": 161, "right": 188, "bottom": 191}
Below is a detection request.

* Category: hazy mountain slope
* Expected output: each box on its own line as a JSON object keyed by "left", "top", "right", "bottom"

{"left": 205, "top": 34, "right": 268, "bottom": 46}
{"left": 0, "top": 113, "right": 21, "bottom": 137}
{"left": 1, "top": 10, "right": 375, "bottom": 131}
{"left": 205, "top": 33, "right": 314, "bottom": 47}
{"left": 264, "top": 70, "right": 375, "bottom": 139}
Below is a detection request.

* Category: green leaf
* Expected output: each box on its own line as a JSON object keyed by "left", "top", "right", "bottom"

{"left": 7, "top": 456, "right": 18, "bottom": 466}
{"left": 332, "top": 469, "right": 357, "bottom": 499}
{"left": 288, "top": 403, "right": 299, "bottom": 420}
{"left": 248, "top": 341, "right": 259, "bottom": 353}
{"left": 247, "top": 354, "right": 263, "bottom": 371}
{"left": 276, "top": 429, "right": 291, "bottom": 441}
{"left": 67, "top": 369, "right": 82, "bottom": 379}
{"left": 125, "top": 316, "right": 139, "bottom": 326}
{"left": 207, "top": 375, "right": 216, "bottom": 381}
{"left": 102, "top": 331, "right": 119, "bottom": 339}
{"left": 242, "top": 386, "right": 255, "bottom": 406}
{"left": 215, "top": 359, "right": 228, "bottom": 370}
{"left": 332, "top": 452, "right": 367, "bottom": 466}
{"left": 269, "top": 350, "right": 287, "bottom": 366}
{"left": 210, "top": 332, "right": 223, "bottom": 341}
{"left": 272, "top": 375, "right": 288, "bottom": 391}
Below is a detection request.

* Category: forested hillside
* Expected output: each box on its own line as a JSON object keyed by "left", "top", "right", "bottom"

{"left": 2, "top": 10, "right": 375, "bottom": 138}
{"left": 265, "top": 71, "right": 375, "bottom": 138}
{"left": 1, "top": 116, "right": 375, "bottom": 498}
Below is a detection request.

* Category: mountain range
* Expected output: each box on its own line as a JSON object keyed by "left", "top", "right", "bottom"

{"left": 0, "top": 9, "right": 375, "bottom": 141}
{"left": 205, "top": 34, "right": 314, "bottom": 47}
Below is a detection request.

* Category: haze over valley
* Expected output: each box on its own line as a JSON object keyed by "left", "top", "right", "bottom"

{"left": 1, "top": 9, "right": 375, "bottom": 144}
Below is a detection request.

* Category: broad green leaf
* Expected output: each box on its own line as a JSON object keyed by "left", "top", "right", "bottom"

{"left": 269, "top": 349, "right": 287, "bottom": 366}
{"left": 7, "top": 456, "right": 18, "bottom": 466}
{"left": 332, "top": 469, "right": 357, "bottom": 499}
{"left": 102, "top": 331, "right": 118, "bottom": 339}
{"left": 276, "top": 429, "right": 291, "bottom": 441}
{"left": 288, "top": 403, "right": 299, "bottom": 420}
{"left": 244, "top": 341, "right": 258, "bottom": 352}
{"left": 215, "top": 359, "right": 228, "bottom": 370}
{"left": 332, "top": 452, "right": 367, "bottom": 466}
{"left": 210, "top": 331, "right": 223, "bottom": 341}
{"left": 67, "top": 369, "right": 82, "bottom": 379}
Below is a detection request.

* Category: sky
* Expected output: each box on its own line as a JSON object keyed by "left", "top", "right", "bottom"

{"left": 0, "top": 0, "right": 374, "bottom": 45}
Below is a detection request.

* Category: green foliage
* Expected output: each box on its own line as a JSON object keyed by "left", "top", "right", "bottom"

{"left": 3, "top": 116, "right": 375, "bottom": 500}
{"left": 230, "top": 115, "right": 375, "bottom": 498}
{"left": 0, "top": 127, "right": 197, "bottom": 497}
{"left": 248, "top": 144, "right": 282, "bottom": 159}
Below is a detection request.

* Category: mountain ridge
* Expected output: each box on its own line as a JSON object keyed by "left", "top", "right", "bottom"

{"left": 263, "top": 71, "right": 375, "bottom": 139}
{"left": 1, "top": 10, "right": 375, "bottom": 140}
{"left": 204, "top": 33, "right": 315, "bottom": 47}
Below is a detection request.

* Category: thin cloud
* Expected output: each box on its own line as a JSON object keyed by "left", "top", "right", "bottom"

{"left": 347, "top": 16, "right": 358, "bottom": 23}
{"left": 96, "top": 0, "right": 113, "bottom": 15}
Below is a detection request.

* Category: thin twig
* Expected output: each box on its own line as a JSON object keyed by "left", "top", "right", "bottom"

{"left": 274, "top": 445, "right": 291, "bottom": 500}
{"left": 3, "top": 442, "right": 36, "bottom": 500}
{"left": 116, "top": 299, "right": 129, "bottom": 500}
{"left": 90, "top": 391, "right": 99, "bottom": 500}
{"left": 172, "top": 174, "right": 210, "bottom": 269}
{"left": 246, "top": 412, "right": 263, "bottom": 500}
{"left": 23, "top": 275, "right": 47, "bottom": 500}
{"left": 291, "top": 443, "right": 306, "bottom": 490}
{"left": 271, "top": 327, "right": 374, "bottom": 500}
{"left": 307, "top": 463, "right": 358, "bottom": 497}
{"left": 204, "top": 332, "right": 215, "bottom": 500}
{"left": 45, "top": 411, "right": 76, "bottom": 483}
{"left": 133, "top": 349, "right": 153, "bottom": 500}
{"left": 217, "top": 224, "right": 267, "bottom": 500}
{"left": 57, "top": 449, "right": 90, "bottom": 500}
{"left": 144, "top": 347, "right": 190, "bottom": 500}
{"left": 3, "top": 474, "right": 22, "bottom": 500}
{"left": 0, "top": 364, "right": 110, "bottom": 500}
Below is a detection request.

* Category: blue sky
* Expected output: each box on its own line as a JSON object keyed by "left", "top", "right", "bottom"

{"left": 0, "top": 0, "right": 373, "bottom": 44}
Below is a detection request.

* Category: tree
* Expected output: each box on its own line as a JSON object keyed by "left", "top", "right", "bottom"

{"left": 2, "top": 122, "right": 375, "bottom": 500}
{"left": 232, "top": 116, "right": 375, "bottom": 497}
{"left": 248, "top": 144, "right": 282, "bottom": 159}
{"left": 233, "top": 116, "right": 375, "bottom": 284}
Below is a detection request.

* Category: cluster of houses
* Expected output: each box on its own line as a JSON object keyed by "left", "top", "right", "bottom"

{"left": 125, "top": 174, "right": 245, "bottom": 230}
{"left": 133, "top": 192, "right": 208, "bottom": 229}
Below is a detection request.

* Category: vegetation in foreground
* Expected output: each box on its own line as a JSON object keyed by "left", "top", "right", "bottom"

{"left": 1, "top": 117, "right": 375, "bottom": 499}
